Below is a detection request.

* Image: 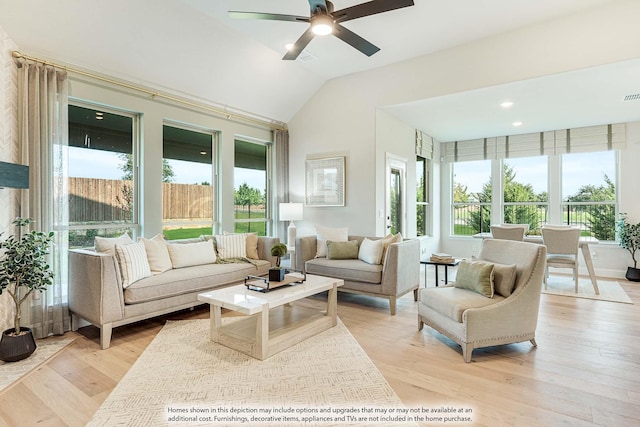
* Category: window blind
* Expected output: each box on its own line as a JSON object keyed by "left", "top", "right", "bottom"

{"left": 415, "top": 130, "right": 434, "bottom": 159}
{"left": 443, "top": 123, "right": 626, "bottom": 162}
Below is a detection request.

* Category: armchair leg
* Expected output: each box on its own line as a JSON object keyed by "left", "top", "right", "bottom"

{"left": 413, "top": 288, "right": 418, "bottom": 301}
{"left": 418, "top": 317, "right": 424, "bottom": 331}
{"left": 530, "top": 338, "right": 537, "bottom": 347}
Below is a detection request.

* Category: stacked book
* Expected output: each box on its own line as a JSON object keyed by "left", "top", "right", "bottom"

{"left": 430, "top": 253, "right": 455, "bottom": 263}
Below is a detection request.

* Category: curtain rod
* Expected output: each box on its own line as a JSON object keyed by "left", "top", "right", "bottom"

{"left": 11, "top": 50, "right": 286, "bottom": 131}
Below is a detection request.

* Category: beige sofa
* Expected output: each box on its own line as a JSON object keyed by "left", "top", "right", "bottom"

{"left": 295, "top": 235, "right": 420, "bottom": 315}
{"left": 418, "top": 239, "right": 546, "bottom": 362}
{"left": 69, "top": 236, "right": 279, "bottom": 349}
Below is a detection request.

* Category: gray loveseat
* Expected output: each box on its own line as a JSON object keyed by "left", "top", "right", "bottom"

{"left": 69, "top": 236, "right": 279, "bottom": 349}
{"left": 295, "top": 235, "right": 420, "bottom": 314}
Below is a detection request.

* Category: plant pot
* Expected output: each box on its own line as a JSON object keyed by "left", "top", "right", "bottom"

{"left": 0, "top": 327, "right": 37, "bottom": 362}
{"left": 625, "top": 266, "right": 640, "bottom": 282}
{"left": 269, "top": 268, "right": 286, "bottom": 282}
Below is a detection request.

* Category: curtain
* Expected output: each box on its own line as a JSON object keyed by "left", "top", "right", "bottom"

{"left": 17, "top": 61, "right": 70, "bottom": 338}
{"left": 274, "top": 129, "right": 290, "bottom": 241}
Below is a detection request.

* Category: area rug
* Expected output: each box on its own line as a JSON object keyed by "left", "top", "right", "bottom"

{"left": 88, "top": 318, "right": 414, "bottom": 427}
{"left": 542, "top": 276, "right": 633, "bottom": 304}
{"left": 0, "top": 336, "right": 75, "bottom": 393}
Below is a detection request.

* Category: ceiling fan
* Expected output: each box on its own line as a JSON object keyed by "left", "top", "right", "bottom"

{"left": 229, "top": 0, "right": 415, "bottom": 60}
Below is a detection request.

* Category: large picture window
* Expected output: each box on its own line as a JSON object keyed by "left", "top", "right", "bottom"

{"left": 452, "top": 160, "right": 492, "bottom": 235}
{"left": 162, "top": 124, "right": 215, "bottom": 240}
{"left": 68, "top": 104, "right": 138, "bottom": 248}
{"left": 503, "top": 156, "right": 548, "bottom": 232}
{"left": 234, "top": 140, "right": 270, "bottom": 235}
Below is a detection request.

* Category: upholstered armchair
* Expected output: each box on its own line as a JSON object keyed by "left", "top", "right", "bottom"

{"left": 418, "top": 239, "right": 546, "bottom": 362}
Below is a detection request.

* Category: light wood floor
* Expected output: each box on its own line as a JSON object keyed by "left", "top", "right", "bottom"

{"left": 0, "top": 277, "right": 639, "bottom": 427}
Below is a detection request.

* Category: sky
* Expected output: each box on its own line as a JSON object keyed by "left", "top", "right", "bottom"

{"left": 454, "top": 151, "right": 616, "bottom": 197}
{"left": 68, "top": 147, "right": 265, "bottom": 190}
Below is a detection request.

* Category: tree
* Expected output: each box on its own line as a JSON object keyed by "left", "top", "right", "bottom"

{"left": 118, "top": 153, "right": 175, "bottom": 183}
{"left": 566, "top": 174, "right": 616, "bottom": 240}
{"left": 234, "top": 183, "right": 265, "bottom": 232}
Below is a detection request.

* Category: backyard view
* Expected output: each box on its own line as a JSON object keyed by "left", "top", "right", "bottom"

{"left": 453, "top": 152, "right": 617, "bottom": 240}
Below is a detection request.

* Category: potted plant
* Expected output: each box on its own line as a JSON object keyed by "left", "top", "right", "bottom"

{"left": 616, "top": 213, "right": 640, "bottom": 282}
{"left": 0, "top": 217, "right": 54, "bottom": 362}
{"left": 269, "top": 243, "right": 288, "bottom": 282}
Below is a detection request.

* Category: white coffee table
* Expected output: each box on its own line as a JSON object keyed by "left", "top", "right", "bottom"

{"left": 197, "top": 274, "right": 343, "bottom": 360}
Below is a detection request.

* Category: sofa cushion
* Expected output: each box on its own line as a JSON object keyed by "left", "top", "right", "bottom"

{"left": 492, "top": 262, "right": 518, "bottom": 297}
{"left": 95, "top": 232, "right": 133, "bottom": 255}
{"left": 140, "top": 234, "right": 172, "bottom": 275}
{"left": 422, "top": 286, "right": 505, "bottom": 323}
{"left": 315, "top": 226, "right": 348, "bottom": 258}
{"left": 327, "top": 240, "right": 359, "bottom": 260}
{"left": 115, "top": 241, "right": 151, "bottom": 288}
{"left": 167, "top": 240, "right": 217, "bottom": 268}
{"left": 215, "top": 233, "right": 247, "bottom": 259}
{"left": 305, "top": 258, "right": 382, "bottom": 284}
{"left": 358, "top": 238, "right": 384, "bottom": 265}
{"left": 124, "top": 260, "right": 270, "bottom": 304}
{"left": 454, "top": 259, "right": 495, "bottom": 298}
{"left": 381, "top": 232, "right": 402, "bottom": 263}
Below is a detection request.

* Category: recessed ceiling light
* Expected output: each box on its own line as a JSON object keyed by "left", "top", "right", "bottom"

{"left": 512, "top": 121, "right": 523, "bottom": 127}
{"left": 500, "top": 101, "right": 514, "bottom": 108}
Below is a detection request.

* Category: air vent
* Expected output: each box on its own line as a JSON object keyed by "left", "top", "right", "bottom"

{"left": 298, "top": 51, "right": 317, "bottom": 62}
{"left": 623, "top": 93, "right": 640, "bottom": 101}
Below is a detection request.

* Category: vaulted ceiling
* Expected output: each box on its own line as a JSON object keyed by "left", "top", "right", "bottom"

{"left": 1, "top": 0, "right": 639, "bottom": 141}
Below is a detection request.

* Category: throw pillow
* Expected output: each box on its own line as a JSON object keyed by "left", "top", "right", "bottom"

{"left": 326, "top": 240, "right": 359, "bottom": 260}
{"left": 222, "top": 231, "right": 259, "bottom": 259}
{"left": 454, "top": 259, "right": 495, "bottom": 298}
{"left": 115, "top": 241, "right": 151, "bottom": 288}
{"left": 381, "top": 232, "right": 402, "bottom": 264}
{"left": 315, "top": 226, "right": 348, "bottom": 258}
{"left": 215, "top": 234, "right": 247, "bottom": 259}
{"left": 492, "top": 262, "right": 518, "bottom": 297}
{"left": 139, "top": 234, "right": 172, "bottom": 275}
{"left": 358, "top": 238, "right": 384, "bottom": 265}
{"left": 95, "top": 232, "right": 133, "bottom": 255}
{"left": 166, "top": 240, "right": 217, "bottom": 268}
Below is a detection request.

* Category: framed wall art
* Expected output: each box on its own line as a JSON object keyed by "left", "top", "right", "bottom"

{"left": 305, "top": 156, "right": 345, "bottom": 207}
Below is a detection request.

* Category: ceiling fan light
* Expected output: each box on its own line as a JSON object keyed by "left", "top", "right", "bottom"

{"left": 311, "top": 15, "right": 333, "bottom": 36}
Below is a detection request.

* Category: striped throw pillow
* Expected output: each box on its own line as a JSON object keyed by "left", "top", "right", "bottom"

{"left": 115, "top": 241, "right": 151, "bottom": 288}
{"left": 215, "top": 234, "right": 247, "bottom": 259}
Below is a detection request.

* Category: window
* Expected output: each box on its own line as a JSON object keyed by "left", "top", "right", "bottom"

{"left": 162, "top": 124, "right": 215, "bottom": 240}
{"left": 503, "top": 156, "right": 548, "bottom": 233}
{"left": 452, "top": 160, "right": 492, "bottom": 235}
{"left": 234, "top": 140, "right": 269, "bottom": 235}
{"left": 68, "top": 104, "right": 138, "bottom": 248}
{"left": 562, "top": 151, "right": 617, "bottom": 240}
{"left": 416, "top": 156, "right": 429, "bottom": 236}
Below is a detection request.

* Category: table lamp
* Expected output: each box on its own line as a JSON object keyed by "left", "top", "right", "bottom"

{"left": 279, "top": 202, "right": 303, "bottom": 247}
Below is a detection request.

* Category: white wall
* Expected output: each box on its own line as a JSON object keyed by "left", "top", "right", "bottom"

{"left": 288, "top": 1, "right": 640, "bottom": 276}
{"left": 0, "top": 25, "right": 19, "bottom": 331}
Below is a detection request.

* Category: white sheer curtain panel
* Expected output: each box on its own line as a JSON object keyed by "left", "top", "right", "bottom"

{"left": 17, "top": 61, "right": 70, "bottom": 338}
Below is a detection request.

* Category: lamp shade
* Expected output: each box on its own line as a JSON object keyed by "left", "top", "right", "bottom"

{"left": 279, "top": 203, "right": 303, "bottom": 221}
{"left": 0, "top": 161, "right": 29, "bottom": 189}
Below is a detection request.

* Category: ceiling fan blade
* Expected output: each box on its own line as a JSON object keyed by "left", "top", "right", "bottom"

{"left": 229, "top": 11, "right": 309, "bottom": 23}
{"left": 283, "top": 27, "right": 316, "bottom": 60}
{"left": 333, "top": 24, "right": 380, "bottom": 57}
{"left": 308, "top": 0, "right": 329, "bottom": 14}
{"left": 333, "top": 0, "right": 414, "bottom": 23}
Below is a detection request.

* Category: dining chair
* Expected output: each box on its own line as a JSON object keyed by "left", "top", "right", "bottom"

{"left": 490, "top": 224, "right": 528, "bottom": 241}
{"left": 541, "top": 226, "right": 582, "bottom": 292}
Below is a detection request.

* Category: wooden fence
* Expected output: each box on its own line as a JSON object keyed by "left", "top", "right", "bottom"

{"left": 69, "top": 177, "right": 213, "bottom": 222}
